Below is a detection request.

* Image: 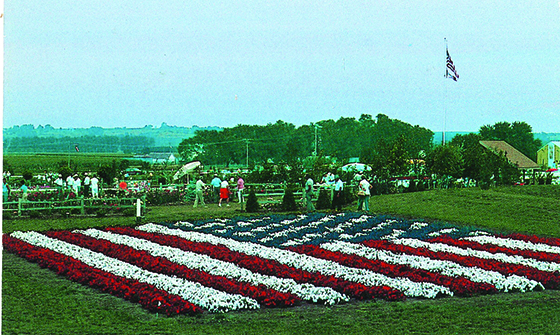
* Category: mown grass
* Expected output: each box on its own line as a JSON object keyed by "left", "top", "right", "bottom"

{"left": 3, "top": 185, "right": 560, "bottom": 334}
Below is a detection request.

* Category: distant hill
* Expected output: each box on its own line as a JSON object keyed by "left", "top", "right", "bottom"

{"left": 3, "top": 123, "right": 222, "bottom": 149}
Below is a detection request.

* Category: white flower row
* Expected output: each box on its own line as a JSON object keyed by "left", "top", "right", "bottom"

{"left": 77, "top": 229, "right": 348, "bottom": 305}
{"left": 462, "top": 235, "right": 560, "bottom": 255}
{"left": 393, "top": 238, "right": 560, "bottom": 274}
{"left": 138, "top": 224, "right": 452, "bottom": 298}
{"left": 10, "top": 231, "right": 260, "bottom": 313}
{"left": 427, "top": 228, "right": 458, "bottom": 237}
{"left": 320, "top": 241, "right": 542, "bottom": 292}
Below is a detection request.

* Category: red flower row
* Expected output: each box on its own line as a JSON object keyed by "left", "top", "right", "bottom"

{"left": 429, "top": 235, "right": 560, "bottom": 264}
{"left": 288, "top": 244, "right": 496, "bottom": 297}
{"left": 2, "top": 234, "right": 202, "bottom": 316}
{"left": 502, "top": 233, "right": 560, "bottom": 248}
{"left": 44, "top": 230, "right": 298, "bottom": 308}
{"left": 110, "top": 227, "right": 403, "bottom": 301}
{"left": 362, "top": 239, "right": 560, "bottom": 289}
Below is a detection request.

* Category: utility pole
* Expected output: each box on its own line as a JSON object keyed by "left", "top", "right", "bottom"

{"left": 245, "top": 139, "right": 249, "bottom": 168}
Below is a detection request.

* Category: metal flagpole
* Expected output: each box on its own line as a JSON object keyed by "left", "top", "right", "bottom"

{"left": 443, "top": 38, "right": 448, "bottom": 145}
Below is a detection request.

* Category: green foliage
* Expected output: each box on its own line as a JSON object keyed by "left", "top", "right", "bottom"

{"left": 177, "top": 115, "right": 433, "bottom": 167}
{"left": 280, "top": 187, "right": 298, "bottom": 212}
{"left": 22, "top": 170, "right": 33, "bottom": 181}
{"left": 245, "top": 189, "right": 260, "bottom": 212}
{"left": 315, "top": 188, "right": 332, "bottom": 210}
{"left": 479, "top": 121, "right": 542, "bottom": 160}
{"left": 97, "top": 163, "right": 118, "bottom": 185}
{"left": 425, "top": 144, "right": 463, "bottom": 179}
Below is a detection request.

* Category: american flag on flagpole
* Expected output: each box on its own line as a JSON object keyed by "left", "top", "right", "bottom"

{"left": 446, "top": 48, "right": 459, "bottom": 81}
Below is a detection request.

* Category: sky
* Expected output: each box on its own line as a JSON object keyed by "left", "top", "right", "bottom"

{"left": 3, "top": 1, "right": 560, "bottom": 133}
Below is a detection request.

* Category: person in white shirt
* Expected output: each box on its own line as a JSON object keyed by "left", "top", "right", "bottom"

{"left": 332, "top": 176, "right": 344, "bottom": 211}
{"left": 357, "top": 176, "right": 371, "bottom": 212}
{"left": 90, "top": 175, "right": 100, "bottom": 198}
{"left": 83, "top": 173, "right": 91, "bottom": 198}
{"left": 73, "top": 175, "right": 82, "bottom": 195}
{"left": 193, "top": 178, "right": 206, "bottom": 208}
{"left": 66, "top": 175, "right": 75, "bottom": 190}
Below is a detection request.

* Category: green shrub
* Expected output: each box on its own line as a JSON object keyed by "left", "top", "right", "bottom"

{"left": 281, "top": 188, "right": 298, "bottom": 212}
{"left": 122, "top": 208, "right": 136, "bottom": 217}
{"left": 29, "top": 210, "right": 41, "bottom": 219}
{"left": 96, "top": 209, "right": 107, "bottom": 217}
{"left": 315, "top": 188, "right": 331, "bottom": 210}
{"left": 245, "top": 189, "right": 260, "bottom": 213}
{"left": 3, "top": 211, "right": 13, "bottom": 220}
{"left": 22, "top": 170, "right": 34, "bottom": 181}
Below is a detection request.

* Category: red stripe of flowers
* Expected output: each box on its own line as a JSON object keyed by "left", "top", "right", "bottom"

{"left": 44, "top": 230, "right": 298, "bottom": 308}
{"left": 501, "top": 233, "right": 560, "bottom": 248}
{"left": 429, "top": 235, "right": 560, "bottom": 264}
{"left": 288, "top": 244, "right": 496, "bottom": 297}
{"left": 2, "top": 234, "right": 202, "bottom": 316}
{"left": 108, "top": 227, "right": 405, "bottom": 301}
{"left": 362, "top": 239, "right": 560, "bottom": 290}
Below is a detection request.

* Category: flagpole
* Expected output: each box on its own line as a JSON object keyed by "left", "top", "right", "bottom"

{"left": 443, "top": 38, "right": 447, "bottom": 145}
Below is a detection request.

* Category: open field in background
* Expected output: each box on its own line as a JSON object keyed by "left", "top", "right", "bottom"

{"left": 3, "top": 185, "right": 560, "bottom": 334}
{"left": 3, "top": 153, "right": 135, "bottom": 174}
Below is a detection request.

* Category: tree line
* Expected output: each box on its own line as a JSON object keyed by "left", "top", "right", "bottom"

{"left": 3, "top": 135, "right": 155, "bottom": 154}
{"left": 178, "top": 114, "right": 434, "bottom": 167}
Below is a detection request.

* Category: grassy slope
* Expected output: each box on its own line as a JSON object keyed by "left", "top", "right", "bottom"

{"left": 3, "top": 185, "right": 560, "bottom": 334}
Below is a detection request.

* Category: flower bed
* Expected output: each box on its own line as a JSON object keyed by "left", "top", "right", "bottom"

{"left": 4, "top": 213, "right": 560, "bottom": 315}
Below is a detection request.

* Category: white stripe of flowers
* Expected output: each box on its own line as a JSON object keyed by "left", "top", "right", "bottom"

{"left": 137, "top": 223, "right": 452, "bottom": 298}
{"left": 393, "top": 238, "right": 560, "bottom": 274}
{"left": 77, "top": 229, "right": 348, "bottom": 305}
{"left": 462, "top": 235, "right": 560, "bottom": 255}
{"left": 320, "top": 241, "right": 542, "bottom": 292}
{"left": 10, "top": 231, "right": 260, "bottom": 313}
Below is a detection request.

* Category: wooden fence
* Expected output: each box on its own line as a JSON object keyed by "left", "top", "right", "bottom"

{"left": 3, "top": 196, "right": 146, "bottom": 217}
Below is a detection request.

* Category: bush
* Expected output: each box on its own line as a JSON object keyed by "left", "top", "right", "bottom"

{"left": 29, "top": 210, "right": 41, "bottom": 219}
{"left": 3, "top": 211, "right": 13, "bottom": 220}
{"left": 122, "top": 208, "right": 136, "bottom": 217}
{"left": 22, "top": 170, "right": 34, "bottom": 181}
{"left": 245, "top": 189, "right": 260, "bottom": 213}
{"left": 281, "top": 188, "right": 298, "bottom": 212}
{"left": 315, "top": 188, "right": 331, "bottom": 210}
{"left": 96, "top": 209, "right": 108, "bottom": 217}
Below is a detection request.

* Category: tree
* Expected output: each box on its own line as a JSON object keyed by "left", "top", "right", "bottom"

{"left": 479, "top": 121, "right": 542, "bottom": 160}
{"left": 425, "top": 145, "right": 463, "bottom": 179}
{"left": 386, "top": 136, "right": 410, "bottom": 177}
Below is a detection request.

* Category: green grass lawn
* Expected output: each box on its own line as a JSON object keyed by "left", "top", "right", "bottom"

{"left": 3, "top": 185, "right": 560, "bottom": 334}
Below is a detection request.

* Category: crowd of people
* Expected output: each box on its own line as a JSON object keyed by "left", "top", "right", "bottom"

{"left": 2, "top": 171, "right": 102, "bottom": 201}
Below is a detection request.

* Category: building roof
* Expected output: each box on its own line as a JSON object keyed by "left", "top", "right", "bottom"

{"left": 479, "top": 141, "right": 539, "bottom": 169}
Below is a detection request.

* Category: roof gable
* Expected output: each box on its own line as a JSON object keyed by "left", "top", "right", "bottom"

{"left": 479, "top": 141, "right": 539, "bottom": 169}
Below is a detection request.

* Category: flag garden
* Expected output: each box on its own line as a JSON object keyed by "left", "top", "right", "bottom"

{"left": 5, "top": 212, "right": 560, "bottom": 316}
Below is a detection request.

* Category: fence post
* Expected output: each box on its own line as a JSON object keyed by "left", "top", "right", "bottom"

{"left": 18, "top": 198, "right": 22, "bottom": 217}
{"left": 136, "top": 198, "right": 142, "bottom": 223}
{"left": 81, "top": 198, "right": 86, "bottom": 215}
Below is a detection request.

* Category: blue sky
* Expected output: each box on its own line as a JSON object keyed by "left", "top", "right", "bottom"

{"left": 3, "top": 1, "right": 560, "bottom": 132}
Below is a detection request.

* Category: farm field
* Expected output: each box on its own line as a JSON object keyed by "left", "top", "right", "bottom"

{"left": 3, "top": 185, "right": 560, "bottom": 334}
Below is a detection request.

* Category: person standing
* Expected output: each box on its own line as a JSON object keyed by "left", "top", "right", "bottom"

{"left": 304, "top": 174, "right": 315, "bottom": 212}
{"left": 73, "top": 174, "right": 82, "bottom": 196}
{"left": 357, "top": 176, "right": 371, "bottom": 211}
{"left": 90, "top": 174, "right": 100, "bottom": 198}
{"left": 211, "top": 174, "right": 221, "bottom": 203}
{"left": 332, "top": 175, "right": 344, "bottom": 211}
{"left": 3, "top": 178, "right": 11, "bottom": 202}
{"left": 193, "top": 177, "right": 206, "bottom": 208}
{"left": 219, "top": 179, "right": 230, "bottom": 207}
{"left": 236, "top": 175, "right": 245, "bottom": 204}
{"left": 83, "top": 173, "right": 91, "bottom": 198}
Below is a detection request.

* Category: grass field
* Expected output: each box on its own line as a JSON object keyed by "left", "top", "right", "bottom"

{"left": 3, "top": 185, "right": 560, "bottom": 334}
